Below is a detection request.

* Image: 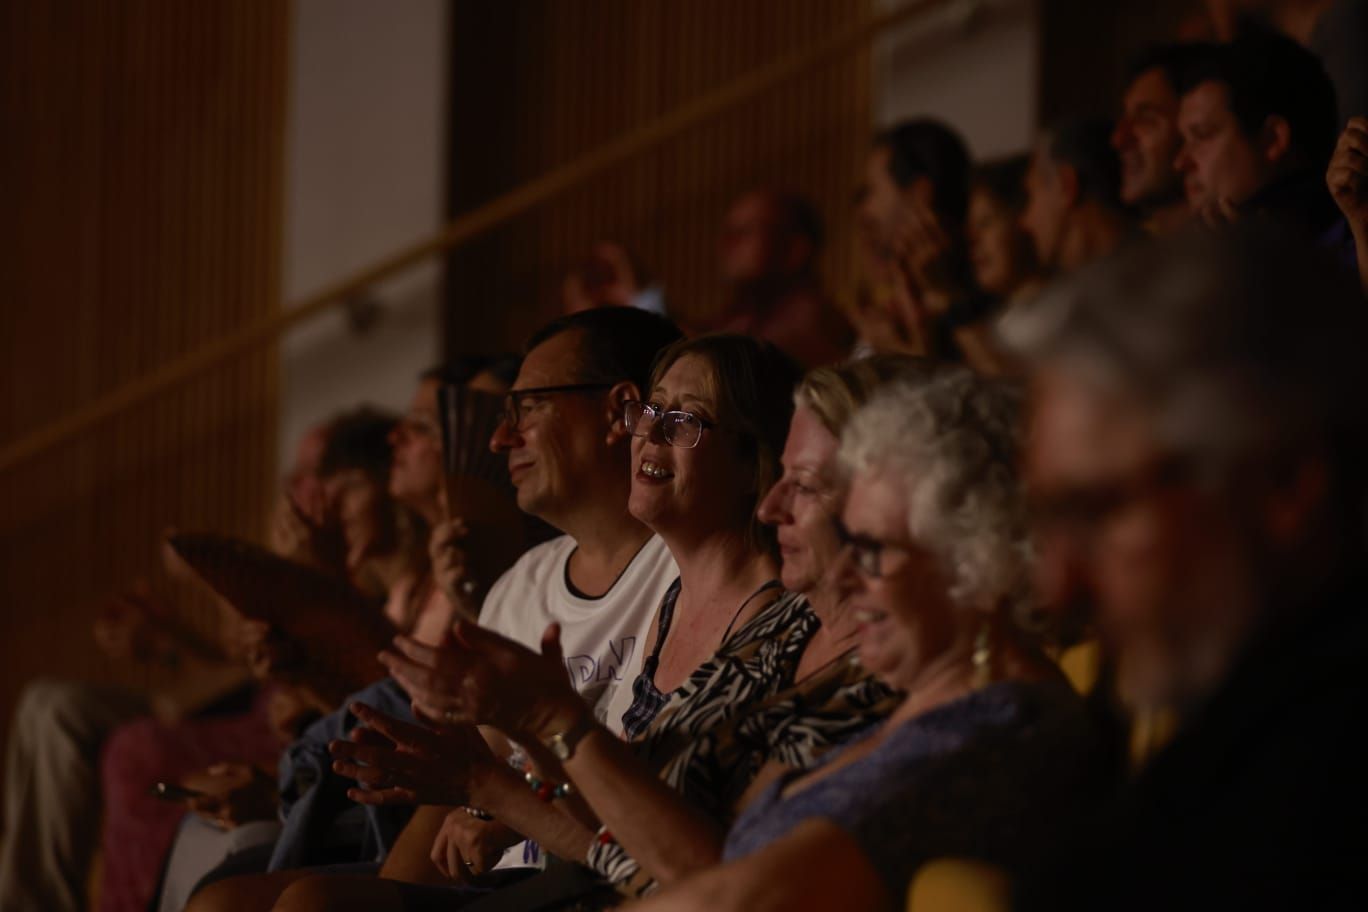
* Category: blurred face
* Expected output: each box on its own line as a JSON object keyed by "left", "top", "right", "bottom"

{"left": 718, "top": 192, "right": 787, "bottom": 285}
{"left": 856, "top": 145, "right": 906, "bottom": 262}
{"left": 1114, "top": 67, "right": 1185, "bottom": 209}
{"left": 837, "top": 470, "right": 959, "bottom": 691}
{"left": 388, "top": 379, "right": 443, "bottom": 510}
{"left": 1024, "top": 367, "right": 1258, "bottom": 711}
{"left": 757, "top": 406, "right": 841, "bottom": 594}
{"left": 322, "top": 468, "right": 392, "bottom": 570}
{"left": 1020, "top": 144, "right": 1070, "bottom": 271}
{"left": 490, "top": 331, "right": 612, "bottom": 523}
{"left": 967, "top": 187, "right": 1031, "bottom": 297}
{"left": 1176, "top": 81, "right": 1271, "bottom": 211}
{"left": 286, "top": 426, "right": 328, "bottom": 525}
{"left": 628, "top": 354, "right": 754, "bottom": 541}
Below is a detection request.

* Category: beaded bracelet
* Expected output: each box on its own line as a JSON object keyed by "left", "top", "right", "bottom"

{"left": 464, "top": 806, "right": 494, "bottom": 821}
{"left": 522, "top": 761, "right": 575, "bottom": 802}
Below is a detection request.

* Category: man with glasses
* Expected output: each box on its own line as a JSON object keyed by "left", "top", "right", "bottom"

{"left": 1003, "top": 225, "right": 1368, "bottom": 908}
{"left": 383, "top": 307, "right": 685, "bottom": 886}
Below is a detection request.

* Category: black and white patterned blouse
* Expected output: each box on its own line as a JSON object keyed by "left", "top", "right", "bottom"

{"left": 587, "top": 591, "right": 898, "bottom": 897}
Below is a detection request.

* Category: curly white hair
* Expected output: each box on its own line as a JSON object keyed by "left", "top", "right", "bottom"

{"left": 838, "top": 368, "right": 1035, "bottom": 626}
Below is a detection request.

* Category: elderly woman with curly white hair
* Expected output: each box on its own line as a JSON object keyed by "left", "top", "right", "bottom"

{"left": 631, "top": 367, "right": 1106, "bottom": 912}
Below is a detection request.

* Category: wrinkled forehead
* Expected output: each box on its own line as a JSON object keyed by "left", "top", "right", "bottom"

{"left": 1025, "top": 365, "right": 1161, "bottom": 490}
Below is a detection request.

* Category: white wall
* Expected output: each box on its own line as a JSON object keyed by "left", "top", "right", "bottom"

{"left": 874, "top": 0, "right": 1038, "bottom": 162}
{"left": 278, "top": 0, "right": 449, "bottom": 468}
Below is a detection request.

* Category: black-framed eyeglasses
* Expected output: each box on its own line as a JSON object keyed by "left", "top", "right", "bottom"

{"left": 833, "top": 517, "right": 888, "bottom": 578}
{"left": 622, "top": 400, "right": 716, "bottom": 449}
{"left": 500, "top": 383, "right": 613, "bottom": 431}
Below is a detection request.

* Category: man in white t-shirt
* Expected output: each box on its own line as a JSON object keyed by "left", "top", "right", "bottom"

{"left": 384, "top": 307, "right": 684, "bottom": 885}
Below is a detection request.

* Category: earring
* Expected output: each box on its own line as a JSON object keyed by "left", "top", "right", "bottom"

{"left": 972, "top": 617, "right": 993, "bottom": 689}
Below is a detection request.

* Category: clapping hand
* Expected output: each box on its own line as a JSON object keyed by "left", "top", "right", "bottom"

{"left": 328, "top": 702, "right": 497, "bottom": 807}
{"left": 377, "top": 621, "right": 583, "bottom": 744}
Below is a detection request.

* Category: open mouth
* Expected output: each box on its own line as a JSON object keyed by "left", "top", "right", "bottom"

{"left": 638, "top": 459, "right": 674, "bottom": 481}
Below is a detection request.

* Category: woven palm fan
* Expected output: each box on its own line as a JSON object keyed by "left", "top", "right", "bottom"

{"left": 436, "top": 383, "right": 527, "bottom": 614}
{"left": 165, "top": 532, "right": 394, "bottom": 701}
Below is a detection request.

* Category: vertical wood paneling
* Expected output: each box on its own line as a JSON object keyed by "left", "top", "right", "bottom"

{"left": 445, "top": 0, "right": 874, "bottom": 354}
{"left": 0, "top": 0, "right": 288, "bottom": 755}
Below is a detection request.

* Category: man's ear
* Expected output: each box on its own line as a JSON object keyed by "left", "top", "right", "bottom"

{"left": 605, "top": 380, "right": 641, "bottom": 446}
{"left": 1259, "top": 115, "right": 1293, "bottom": 167}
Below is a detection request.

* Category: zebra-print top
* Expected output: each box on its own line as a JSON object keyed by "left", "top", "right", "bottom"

{"left": 586, "top": 591, "right": 898, "bottom": 897}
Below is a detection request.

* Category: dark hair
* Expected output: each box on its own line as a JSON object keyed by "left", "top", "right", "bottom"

{"left": 1178, "top": 27, "right": 1338, "bottom": 170}
{"left": 875, "top": 119, "right": 972, "bottom": 227}
{"left": 1124, "top": 41, "right": 1217, "bottom": 95}
{"left": 648, "top": 334, "right": 802, "bottom": 557}
{"left": 970, "top": 155, "right": 1030, "bottom": 214}
{"left": 1044, "top": 117, "right": 1125, "bottom": 212}
{"left": 421, "top": 354, "right": 521, "bottom": 389}
{"left": 318, "top": 407, "right": 399, "bottom": 483}
{"left": 524, "top": 308, "right": 683, "bottom": 393}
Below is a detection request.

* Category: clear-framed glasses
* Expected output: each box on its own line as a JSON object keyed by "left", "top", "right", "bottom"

{"left": 500, "top": 383, "right": 613, "bottom": 431}
{"left": 622, "top": 400, "right": 716, "bottom": 449}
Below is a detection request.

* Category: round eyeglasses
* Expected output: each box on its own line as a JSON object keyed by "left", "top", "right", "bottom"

{"left": 622, "top": 400, "right": 716, "bottom": 449}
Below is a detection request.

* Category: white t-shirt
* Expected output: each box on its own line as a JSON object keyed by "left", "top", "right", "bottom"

{"left": 479, "top": 533, "right": 676, "bottom": 730}
{"left": 478, "top": 533, "right": 678, "bottom": 872}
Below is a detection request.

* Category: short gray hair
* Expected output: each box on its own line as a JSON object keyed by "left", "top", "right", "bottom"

{"left": 839, "top": 369, "right": 1034, "bottom": 625}
{"left": 1000, "top": 225, "right": 1368, "bottom": 484}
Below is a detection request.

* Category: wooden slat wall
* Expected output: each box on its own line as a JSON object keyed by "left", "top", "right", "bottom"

{"left": 445, "top": 0, "right": 874, "bottom": 353}
{"left": 0, "top": 0, "right": 288, "bottom": 754}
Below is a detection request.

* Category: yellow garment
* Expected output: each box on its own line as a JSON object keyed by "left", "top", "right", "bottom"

{"left": 1055, "top": 639, "right": 1102, "bottom": 696}
{"left": 906, "top": 858, "right": 1011, "bottom": 912}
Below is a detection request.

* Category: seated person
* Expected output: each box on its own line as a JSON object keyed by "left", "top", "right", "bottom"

{"left": 1174, "top": 26, "right": 1341, "bottom": 240}
{"left": 1020, "top": 118, "right": 1133, "bottom": 277}
{"left": 1005, "top": 225, "right": 1368, "bottom": 909}
{"left": 142, "top": 407, "right": 432, "bottom": 912}
{"left": 0, "top": 421, "right": 337, "bottom": 912}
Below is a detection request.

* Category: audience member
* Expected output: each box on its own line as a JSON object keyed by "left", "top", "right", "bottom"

{"left": 1175, "top": 28, "right": 1342, "bottom": 239}
{"left": 957, "top": 156, "right": 1041, "bottom": 375}
{"left": 626, "top": 369, "right": 1103, "bottom": 911}
{"left": 0, "top": 423, "right": 338, "bottom": 912}
{"left": 1021, "top": 118, "right": 1134, "bottom": 275}
{"left": 710, "top": 190, "right": 853, "bottom": 368}
{"left": 853, "top": 119, "right": 986, "bottom": 361}
{"left": 1113, "top": 44, "right": 1210, "bottom": 234}
{"left": 183, "top": 308, "right": 684, "bottom": 911}
{"left": 1003, "top": 224, "right": 1368, "bottom": 908}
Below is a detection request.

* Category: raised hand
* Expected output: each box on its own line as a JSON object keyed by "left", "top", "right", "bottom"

{"left": 328, "top": 702, "right": 499, "bottom": 807}
{"left": 1328, "top": 118, "right": 1368, "bottom": 229}
{"left": 377, "top": 621, "right": 584, "bottom": 743}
